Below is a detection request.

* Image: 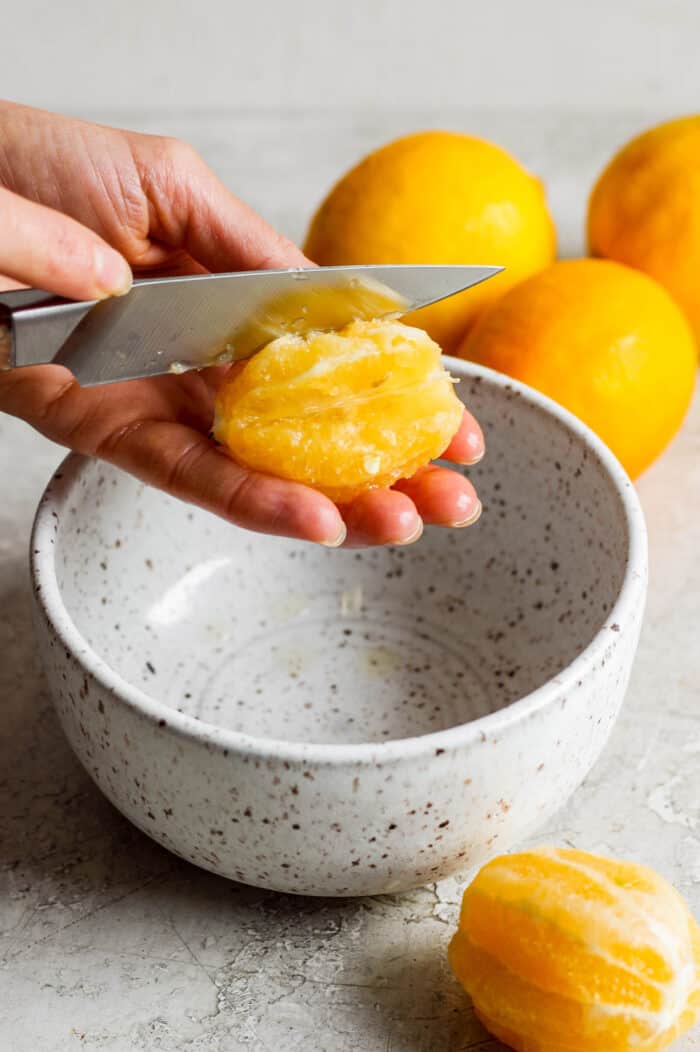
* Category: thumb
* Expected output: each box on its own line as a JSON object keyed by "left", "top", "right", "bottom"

{"left": 0, "top": 185, "right": 132, "bottom": 300}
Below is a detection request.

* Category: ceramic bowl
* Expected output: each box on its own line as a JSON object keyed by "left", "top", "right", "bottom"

{"left": 30, "top": 360, "right": 647, "bottom": 896}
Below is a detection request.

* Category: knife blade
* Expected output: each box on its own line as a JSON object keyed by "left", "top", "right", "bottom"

{"left": 0, "top": 264, "right": 502, "bottom": 387}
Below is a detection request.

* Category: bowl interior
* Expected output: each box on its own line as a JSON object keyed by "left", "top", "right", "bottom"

{"left": 48, "top": 369, "right": 631, "bottom": 745}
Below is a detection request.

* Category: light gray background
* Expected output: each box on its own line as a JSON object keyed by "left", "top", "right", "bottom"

{"left": 3, "top": 0, "right": 700, "bottom": 113}
{"left": 1, "top": 4, "right": 700, "bottom": 1051}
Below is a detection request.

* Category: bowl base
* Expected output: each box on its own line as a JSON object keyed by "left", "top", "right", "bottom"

{"left": 158, "top": 600, "right": 497, "bottom": 745}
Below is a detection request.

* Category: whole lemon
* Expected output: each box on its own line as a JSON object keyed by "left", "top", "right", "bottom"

{"left": 461, "top": 259, "right": 696, "bottom": 479}
{"left": 304, "top": 130, "right": 556, "bottom": 352}
{"left": 588, "top": 115, "right": 700, "bottom": 342}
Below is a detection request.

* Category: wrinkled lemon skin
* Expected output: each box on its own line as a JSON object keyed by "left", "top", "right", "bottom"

{"left": 449, "top": 846, "right": 700, "bottom": 1052}
{"left": 214, "top": 320, "right": 463, "bottom": 504}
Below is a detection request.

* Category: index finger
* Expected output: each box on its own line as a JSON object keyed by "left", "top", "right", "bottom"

{"left": 133, "top": 135, "right": 312, "bottom": 274}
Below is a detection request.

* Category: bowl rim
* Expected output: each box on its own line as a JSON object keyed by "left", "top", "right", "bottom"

{"left": 30, "top": 358, "right": 648, "bottom": 764}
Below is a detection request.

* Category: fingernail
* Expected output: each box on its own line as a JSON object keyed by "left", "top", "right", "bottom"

{"left": 94, "top": 246, "right": 133, "bottom": 297}
{"left": 464, "top": 447, "right": 485, "bottom": 466}
{"left": 449, "top": 500, "right": 483, "bottom": 528}
{"left": 394, "top": 519, "right": 424, "bottom": 546}
{"left": 456, "top": 432, "right": 486, "bottom": 466}
{"left": 321, "top": 522, "right": 347, "bottom": 548}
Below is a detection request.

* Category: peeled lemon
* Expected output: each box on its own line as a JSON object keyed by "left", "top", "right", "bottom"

{"left": 450, "top": 846, "right": 700, "bottom": 1052}
{"left": 214, "top": 319, "right": 463, "bottom": 503}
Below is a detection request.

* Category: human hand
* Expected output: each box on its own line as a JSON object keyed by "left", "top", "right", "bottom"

{"left": 0, "top": 101, "right": 483, "bottom": 545}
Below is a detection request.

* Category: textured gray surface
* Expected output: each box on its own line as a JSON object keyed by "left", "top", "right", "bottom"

{"left": 1, "top": 110, "right": 699, "bottom": 1050}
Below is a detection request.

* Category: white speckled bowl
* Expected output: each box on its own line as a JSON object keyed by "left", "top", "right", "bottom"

{"left": 30, "top": 360, "right": 647, "bottom": 896}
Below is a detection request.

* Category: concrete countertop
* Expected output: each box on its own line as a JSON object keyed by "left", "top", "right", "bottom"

{"left": 1, "top": 110, "right": 698, "bottom": 1051}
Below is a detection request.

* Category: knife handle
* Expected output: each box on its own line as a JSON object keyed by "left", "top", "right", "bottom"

{"left": 0, "top": 288, "right": 95, "bottom": 372}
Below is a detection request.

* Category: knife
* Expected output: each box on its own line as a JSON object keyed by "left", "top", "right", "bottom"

{"left": 0, "top": 264, "right": 502, "bottom": 387}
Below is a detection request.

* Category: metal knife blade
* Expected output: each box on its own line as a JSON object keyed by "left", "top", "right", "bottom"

{"left": 0, "top": 264, "right": 502, "bottom": 386}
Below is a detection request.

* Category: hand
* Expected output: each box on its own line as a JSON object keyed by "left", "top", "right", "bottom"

{"left": 0, "top": 101, "right": 483, "bottom": 546}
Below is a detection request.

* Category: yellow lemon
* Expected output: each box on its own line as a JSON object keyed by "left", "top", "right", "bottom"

{"left": 588, "top": 115, "right": 700, "bottom": 342}
{"left": 461, "top": 259, "right": 696, "bottom": 479}
{"left": 304, "top": 130, "right": 556, "bottom": 353}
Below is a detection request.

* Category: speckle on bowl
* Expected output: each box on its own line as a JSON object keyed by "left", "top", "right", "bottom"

{"left": 30, "top": 359, "right": 647, "bottom": 896}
